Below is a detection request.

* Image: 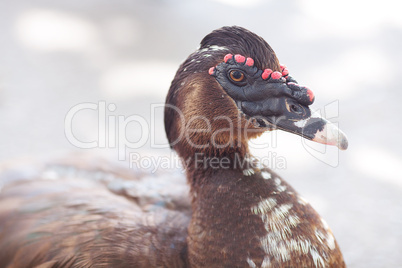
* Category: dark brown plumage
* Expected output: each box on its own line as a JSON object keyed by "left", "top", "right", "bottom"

{"left": 0, "top": 157, "right": 191, "bottom": 267}
{"left": 0, "top": 26, "right": 347, "bottom": 267}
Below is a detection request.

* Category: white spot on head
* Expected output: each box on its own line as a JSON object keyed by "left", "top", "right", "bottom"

{"left": 315, "top": 229, "right": 325, "bottom": 244}
{"left": 246, "top": 257, "right": 257, "bottom": 268}
{"left": 310, "top": 247, "right": 325, "bottom": 268}
{"left": 209, "top": 45, "right": 227, "bottom": 51}
{"left": 198, "top": 45, "right": 228, "bottom": 54}
{"left": 243, "top": 168, "right": 255, "bottom": 176}
{"left": 183, "top": 67, "right": 187, "bottom": 72}
{"left": 252, "top": 198, "right": 277, "bottom": 214}
{"left": 294, "top": 118, "right": 308, "bottom": 128}
{"left": 261, "top": 256, "right": 270, "bottom": 268}
{"left": 271, "top": 204, "right": 293, "bottom": 221}
{"left": 277, "top": 244, "right": 290, "bottom": 262}
{"left": 326, "top": 232, "right": 336, "bottom": 250}
{"left": 277, "top": 185, "right": 287, "bottom": 192}
{"left": 274, "top": 178, "right": 281, "bottom": 185}
{"left": 320, "top": 218, "right": 330, "bottom": 230}
{"left": 316, "top": 228, "right": 336, "bottom": 251}
{"left": 274, "top": 178, "right": 287, "bottom": 192}
{"left": 261, "top": 171, "right": 271, "bottom": 180}
{"left": 287, "top": 214, "right": 300, "bottom": 227}
{"left": 298, "top": 196, "right": 309, "bottom": 205}
{"left": 298, "top": 239, "right": 311, "bottom": 254}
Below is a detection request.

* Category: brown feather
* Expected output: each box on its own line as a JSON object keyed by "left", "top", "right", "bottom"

{"left": 0, "top": 158, "right": 190, "bottom": 267}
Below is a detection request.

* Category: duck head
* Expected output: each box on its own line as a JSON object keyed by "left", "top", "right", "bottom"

{"left": 165, "top": 26, "right": 348, "bottom": 161}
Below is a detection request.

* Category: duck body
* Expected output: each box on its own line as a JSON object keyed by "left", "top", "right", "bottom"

{"left": 0, "top": 161, "right": 190, "bottom": 267}
{"left": 0, "top": 26, "right": 347, "bottom": 267}
{"left": 187, "top": 165, "right": 344, "bottom": 267}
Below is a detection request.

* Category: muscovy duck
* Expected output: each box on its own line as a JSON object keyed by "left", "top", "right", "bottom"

{"left": 0, "top": 26, "right": 347, "bottom": 267}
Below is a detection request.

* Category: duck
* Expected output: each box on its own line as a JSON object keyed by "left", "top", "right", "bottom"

{"left": 0, "top": 26, "right": 348, "bottom": 267}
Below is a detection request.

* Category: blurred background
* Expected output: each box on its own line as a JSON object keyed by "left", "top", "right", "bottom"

{"left": 1, "top": 0, "right": 401, "bottom": 267}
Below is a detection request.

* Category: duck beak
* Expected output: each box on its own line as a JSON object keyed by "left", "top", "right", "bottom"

{"left": 242, "top": 96, "right": 348, "bottom": 150}
{"left": 309, "top": 117, "right": 348, "bottom": 150}
{"left": 278, "top": 115, "right": 348, "bottom": 150}
{"left": 239, "top": 77, "right": 348, "bottom": 150}
{"left": 273, "top": 114, "right": 349, "bottom": 150}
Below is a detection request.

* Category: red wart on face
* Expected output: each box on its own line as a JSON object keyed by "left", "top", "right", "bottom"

{"left": 224, "top": 54, "right": 233, "bottom": 63}
{"left": 261, "top": 69, "right": 273, "bottom": 80}
{"left": 245, "top": 57, "right": 254, "bottom": 67}
{"left": 234, "top": 54, "right": 246, "bottom": 63}
{"left": 207, "top": 52, "right": 347, "bottom": 150}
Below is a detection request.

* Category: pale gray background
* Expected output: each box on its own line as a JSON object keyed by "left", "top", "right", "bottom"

{"left": 0, "top": 0, "right": 401, "bottom": 267}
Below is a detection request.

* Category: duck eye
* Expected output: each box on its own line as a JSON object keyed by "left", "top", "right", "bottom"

{"left": 290, "top": 104, "right": 299, "bottom": 113}
{"left": 290, "top": 104, "right": 303, "bottom": 115}
{"left": 229, "top": 70, "right": 245, "bottom": 82}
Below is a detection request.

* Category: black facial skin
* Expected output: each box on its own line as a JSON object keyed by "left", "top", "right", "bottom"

{"left": 210, "top": 55, "right": 318, "bottom": 138}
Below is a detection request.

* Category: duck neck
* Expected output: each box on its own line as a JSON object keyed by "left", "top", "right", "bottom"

{"left": 182, "top": 140, "right": 251, "bottom": 187}
{"left": 182, "top": 141, "right": 272, "bottom": 266}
